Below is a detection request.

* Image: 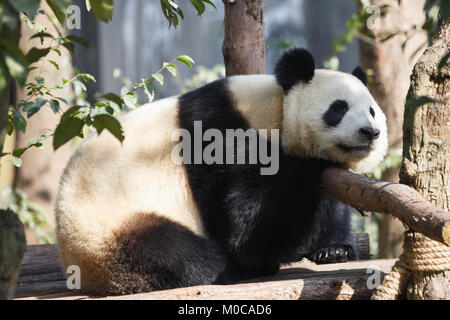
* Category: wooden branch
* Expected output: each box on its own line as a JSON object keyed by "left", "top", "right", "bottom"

{"left": 322, "top": 167, "right": 450, "bottom": 246}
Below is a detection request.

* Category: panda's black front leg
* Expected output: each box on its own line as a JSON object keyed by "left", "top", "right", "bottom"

{"left": 307, "top": 195, "right": 358, "bottom": 264}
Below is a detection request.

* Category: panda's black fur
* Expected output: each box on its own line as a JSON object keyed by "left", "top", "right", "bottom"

{"left": 56, "top": 48, "right": 388, "bottom": 295}
{"left": 178, "top": 78, "right": 355, "bottom": 273}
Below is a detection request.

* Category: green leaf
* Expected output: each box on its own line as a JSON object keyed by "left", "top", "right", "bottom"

{"left": 2, "top": 51, "right": 27, "bottom": 86}
{"left": 143, "top": 80, "right": 155, "bottom": 102}
{"left": 27, "top": 134, "right": 50, "bottom": 148}
{"left": 190, "top": 0, "right": 205, "bottom": 15}
{"left": 163, "top": 63, "right": 177, "bottom": 77}
{"left": 85, "top": 0, "right": 92, "bottom": 11}
{"left": 62, "top": 41, "right": 75, "bottom": 54}
{"left": 46, "top": 0, "right": 66, "bottom": 25}
{"left": 18, "top": 101, "right": 34, "bottom": 112}
{"left": 12, "top": 147, "right": 27, "bottom": 158}
{"left": 49, "top": 99, "right": 61, "bottom": 113}
{"left": 10, "top": 157, "right": 23, "bottom": 168}
{"left": 53, "top": 117, "right": 85, "bottom": 150}
{"left": 152, "top": 73, "right": 164, "bottom": 85}
{"left": 60, "top": 106, "right": 83, "bottom": 123}
{"left": 56, "top": 96, "right": 68, "bottom": 105}
{"left": 9, "top": 0, "right": 41, "bottom": 18}
{"left": 167, "top": 0, "right": 179, "bottom": 9}
{"left": 7, "top": 118, "right": 14, "bottom": 136}
{"left": 202, "top": 0, "right": 217, "bottom": 10}
{"left": 34, "top": 76, "right": 45, "bottom": 84}
{"left": 27, "top": 98, "right": 48, "bottom": 118}
{"left": 92, "top": 114, "right": 124, "bottom": 143}
{"left": 12, "top": 110, "right": 26, "bottom": 133}
{"left": 103, "top": 92, "right": 124, "bottom": 108}
{"left": 123, "top": 92, "right": 137, "bottom": 108}
{"left": 78, "top": 73, "right": 96, "bottom": 83}
{"left": 66, "top": 35, "right": 90, "bottom": 48}
{"left": 176, "top": 55, "right": 195, "bottom": 68}
{"left": 86, "top": 0, "right": 114, "bottom": 22}
{"left": 73, "top": 79, "right": 87, "bottom": 92}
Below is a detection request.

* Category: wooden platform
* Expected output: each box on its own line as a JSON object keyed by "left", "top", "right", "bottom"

{"left": 14, "top": 234, "right": 397, "bottom": 300}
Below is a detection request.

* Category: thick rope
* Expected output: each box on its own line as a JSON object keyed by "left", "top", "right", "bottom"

{"left": 371, "top": 232, "right": 450, "bottom": 300}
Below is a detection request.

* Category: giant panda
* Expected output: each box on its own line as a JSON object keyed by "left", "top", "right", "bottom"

{"left": 55, "top": 48, "right": 388, "bottom": 295}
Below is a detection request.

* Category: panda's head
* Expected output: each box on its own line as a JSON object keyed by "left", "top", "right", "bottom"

{"left": 275, "top": 48, "right": 388, "bottom": 173}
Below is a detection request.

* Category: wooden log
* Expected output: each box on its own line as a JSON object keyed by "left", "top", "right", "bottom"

{"left": 15, "top": 234, "right": 371, "bottom": 299}
{"left": 14, "top": 244, "right": 66, "bottom": 298}
{"left": 0, "top": 209, "right": 26, "bottom": 300}
{"left": 18, "top": 259, "right": 396, "bottom": 300}
{"left": 322, "top": 167, "right": 450, "bottom": 246}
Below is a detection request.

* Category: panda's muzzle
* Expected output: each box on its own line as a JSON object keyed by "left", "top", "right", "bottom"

{"left": 358, "top": 127, "right": 380, "bottom": 140}
{"left": 337, "top": 144, "right": 372, "bottom": 154}
{"left": 337, "top": 127, "right": 380, "bottom": 154}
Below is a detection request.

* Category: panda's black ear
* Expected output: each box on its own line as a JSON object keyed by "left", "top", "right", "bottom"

{"left": 275, "top": 47, "right": 315, "bottom": 92}
{"left": 352, "top": 66, "right": 368, "bottom": 86}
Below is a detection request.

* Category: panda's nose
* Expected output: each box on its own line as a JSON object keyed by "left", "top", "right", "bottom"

{"left": 359, "top": 127, "right": 380, "bottom": 140}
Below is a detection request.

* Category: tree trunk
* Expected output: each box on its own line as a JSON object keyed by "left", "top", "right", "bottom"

{"left": 359, "top": 0, "right": 428, "bottom": 258}
{"left": 399, "top": 16, "right": 450, "bottom": 300}
{"left": 222, "top": 0, "right": 266, "bottom": 76}
{"left": 0, "top": 209, "right": 26, "bottom": 300}
{"left": 13, "top": 3, "right": 74, "bottom": 244}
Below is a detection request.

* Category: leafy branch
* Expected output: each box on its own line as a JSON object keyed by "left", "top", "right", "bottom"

{"left": 160, "top": 0, "right": 216, "bottom": 28}
{"left": 0, "top": 0, "right": 200, "bottom": 243}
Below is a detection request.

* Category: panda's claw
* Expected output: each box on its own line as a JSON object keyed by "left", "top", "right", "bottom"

{"left": 312, "top": 246, "right": 352, "bottom": 264}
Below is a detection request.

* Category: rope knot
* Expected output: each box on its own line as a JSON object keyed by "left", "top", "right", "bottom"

{"left": 371, "top": 231, "right": 450, "bottom": 300}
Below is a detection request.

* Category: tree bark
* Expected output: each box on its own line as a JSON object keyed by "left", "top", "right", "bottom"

{"left": 322, "top": 168, "right": 450, "bottom": 246}
{"left": 13, "top": 3, "right": 74, "bottom": 243}
{"left": 359, "top": 0, "right": 428, "bottom": 258}
{"left": 0, "top": 209, "right": 26, "bottom": 300}
{"left": 399, "top": 16, "right": 450, "bottom": 300}
{"left": 222, "top": 0, "right": 266, "bottom": 76}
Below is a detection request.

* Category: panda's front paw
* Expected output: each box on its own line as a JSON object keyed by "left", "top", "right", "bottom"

{"left": 310, "top": 246, "right": 354, "bottom": 264}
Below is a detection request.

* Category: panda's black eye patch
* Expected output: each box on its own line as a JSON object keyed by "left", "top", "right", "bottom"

{"left": 323, "top": 100, "right": 349, "bottom": 127}
{"left": 370, "top": 107, "right": 375, "bottom": 118}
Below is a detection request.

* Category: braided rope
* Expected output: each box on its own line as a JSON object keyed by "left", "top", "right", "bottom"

{"left": 371, "top": 232, "right": 450, "bottom": 300}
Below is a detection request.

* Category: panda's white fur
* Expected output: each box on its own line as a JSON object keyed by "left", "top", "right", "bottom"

{"left": 56, "top": 55, "right": 388, "bottom": 294}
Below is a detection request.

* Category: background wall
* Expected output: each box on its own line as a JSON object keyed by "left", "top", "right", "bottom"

{"left": 73, "top": 0, "right": 359, "bottom": 100}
